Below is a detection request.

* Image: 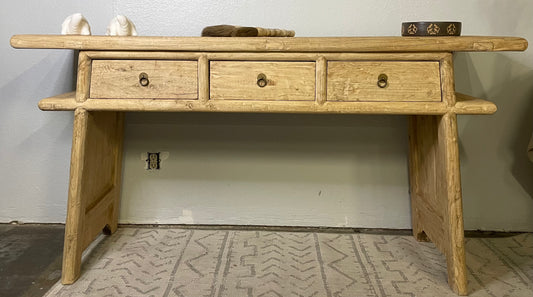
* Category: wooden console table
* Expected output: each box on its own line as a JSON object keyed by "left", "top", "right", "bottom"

{"left": 11, "top": 35, "right": 527, "bottom": 295}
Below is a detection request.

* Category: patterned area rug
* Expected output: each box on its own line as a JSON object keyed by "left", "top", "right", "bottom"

{"left": 44, "top": 228, "right": 532, "bottom": 297}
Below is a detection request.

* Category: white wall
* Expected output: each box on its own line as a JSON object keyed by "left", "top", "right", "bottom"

{"left": 2, "top": 0, "right": 532, "bottom": 231}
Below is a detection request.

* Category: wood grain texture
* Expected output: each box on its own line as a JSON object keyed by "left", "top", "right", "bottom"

{"left": 255, "top": 27, "right": 295, "bottom": 37}
{"left": 39, "top": 91, "right": 76, "bottom": 110}
{"left": 61, "top": 109, "right": 124, "bottom": 285}
{"left": 408, "top": 114, "right": 467, "bottom": 295}
{"left": 10, "top": 35, "right": 528, "bottom": 52}
{"left": 454, "top": 93, "right": 497, "bottom": 114}
{"left": 75, "top": 52, "right": 91, "bottom": 102}
{"left": 110, "top": 112, "right": 125, "bottom": 234}
{"left": 23, "top": 34, "right": 526, "bottom": 294}
{"left": 39, "top": 94, "right": 451, "bottom": 114}
{"left": 408, "top": 115, "right": 444, "bottom": 244}
{"left": 82, "top": 112, "right": 124, "bottom": 240}
{"left": 439, "top": 113, "right": 467, "bottom": 295}
{"left": 327, "top": 61, "right": 441, "bottom": 102}
{"left": 198, "top": 55, "right": 209, "bottom": 103}
{"left": 38, "top": 92, "right": 498, "bottom": 115}
{"left": 201, "top": 25, "right": 295, "bottom": 37}
{"left": 440, "top": 54, "right": 456, "bottom": 107}
{"left": 90, "top": 60, "right": 197, "bottom": 99}
{"left": 83, "top": 51, "right": 449, "bottom": 61}
{"left": 62, "top": 108, "right": 89, "bottom": 284}
{"left": 82, "top": 188, "right": 115, "bottom": 249}
{"left": 210, "top": 61, "right": 316, "bottom": 101}
{"left": 316, "top": 56, "right": 327, "bottom": 105}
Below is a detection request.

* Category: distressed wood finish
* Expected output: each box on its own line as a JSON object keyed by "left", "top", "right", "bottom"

{"left": 83, "top": 51, "right": 450, "bottom": 61}
{"left": 327, "top": 61, "right": 441, "bottom": 102}
{"left": 90, "top": 60, "right": 197, "bottom": 99}
{"left": 10, "top": 35, "right": 528, "bottom": 52}
{"left": 75, "top": 52, "right": 91, "bottom": 103}
{"left": 201, "top": 25, "right": 295, "bottom": 37}
{"left": 39, "top": 96, "right": 447, "bottom": 114}
{"left": 316, "top": 56, "right": 327, "bottom": 105}
{"left": 61, "top": 108, "right": 88, "bottom": 284}
{"left": 62, "top": 109, "right": 124, "bottom": 284}
{"left": 408, "top": 52, "right": 468, "bottom": 295}
{"left": 39, "top": 92, "right": 498, "bottom": 116}
{"left": 210, "top": 61, "right": 316, "bottom": 101}
{"left": 454, "top": 93, "right": 497, "bottom": 114}
{"left": 408, "top": 114, "right": 467, "bottom": 295}
{"left": 198, "top": 55, "right": 209, "bottom": 103}
{"left": 440, "top": 54, "right": 457, "bottom": 107}
{"left": 14, "top": 35, "right": 527, "bottom": 295}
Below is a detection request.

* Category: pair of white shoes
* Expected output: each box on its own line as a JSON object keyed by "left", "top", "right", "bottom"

{"left": 61, "top": 13, "right": 138, "bottom": 36}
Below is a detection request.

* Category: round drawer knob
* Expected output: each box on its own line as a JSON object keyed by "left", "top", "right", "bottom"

{"left": 139, "top": 72, "right": 149, "bottom": 87}
{"left": 377, "top": 73, "right": 388, "bottom": 88}
{"left": 257, "top": 73, "right": 267, "bottom": 88}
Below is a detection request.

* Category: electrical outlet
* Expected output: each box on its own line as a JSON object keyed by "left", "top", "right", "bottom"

{"left": 146, "top": 152, "right": 161, "bottom": 170}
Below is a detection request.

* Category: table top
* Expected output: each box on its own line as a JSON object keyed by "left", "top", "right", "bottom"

{"left": 10, "top": 35, "right": 527, "bottom": 52}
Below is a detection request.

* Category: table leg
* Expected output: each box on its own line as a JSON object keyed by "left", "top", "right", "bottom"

{"left": 408, "top": 113, "right": 468, "bottom": 295}
{"left": 61, "top": 108, "right": 124, "bottom": 284}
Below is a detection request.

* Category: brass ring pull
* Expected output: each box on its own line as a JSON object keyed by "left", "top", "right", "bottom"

{"left": 257, "top": 73, "right": 267, "bottom": 88}
{"left": 377, "top": 74, "right": 388, "bottom": 88}
{"left": 139, "top": 72, "right": 149, "bottom": 87}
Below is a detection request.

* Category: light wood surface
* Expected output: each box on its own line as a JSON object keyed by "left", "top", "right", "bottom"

{"left": 62, "top": 109, "right": 124, "bottom": 284}
{"left": 39, "top": 92, "right": 497, "bottom": 115}
{"left": 75, "top": 52, "right": 91, "bottom": 103}
{"left": 255, "top": 27, "right": 295, "bottom": 37}
{"left": 10, "top": 35, "right": 527, "bottom": 52}
{"left": 17, "top": 34, "right": 527, "bottom": 295}
{"left": 327, "top": 61, "right": 441, "bottom": 102}
{"left": 40, "top": 96, "right": 448, "bottom": 114}
{"left": 440, "top": 54, "right": 457, "bottom": 107}
{"left": 454, "top": 93, "right": 497, "bottom": 114}
{"left": 61, "top": 108, "right": 89, "bottom": 284}
{"left": 82, "top": 51, "right": 449, "bottom": 61}
{"left": 408, "top": 53, "right": 468, "bottom": 295}
{"left": 316, "top": 56, "right": 327, "bottom": 105}
{"left": 210, "top": 61, "right": 316, "bottom": 101}
{"left": 198, "top": 55, "right": 209, "bottom": 103}
{"left": 108, "top": 113, "right": 125, "bottom": 235}
{"left": 90, "top": 60, "right": 197, "bottom": 99}
{"left": 408, "top": 114, "right": 467, "bottom": 295}
{"left": 201, "top": 25, "right": 295, "bottom": 37}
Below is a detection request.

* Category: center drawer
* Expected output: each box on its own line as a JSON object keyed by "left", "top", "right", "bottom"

{"left": 210, "top": 61, "right": 316, "bottom": 101}
{"left": 90, "top": 60, "right": 198, "bottom": 99}
{"left": 327, "top": 61, "right": 442, "bottom": 102}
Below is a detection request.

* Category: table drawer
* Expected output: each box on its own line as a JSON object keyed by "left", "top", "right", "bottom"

{"left": 90, "top": 60, "right": 198, "bottom": 99}
{"left": 327, "top": 61, "right": 441, "bottom": 102}
{"left": 210, "top": 61, "right": 316, "bottom": 101}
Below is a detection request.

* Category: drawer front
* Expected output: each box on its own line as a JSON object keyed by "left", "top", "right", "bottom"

{"left": 327, "top": 61, "right": 441, "bottom": 102}
{"left": 210, "top": 61, "right": 316, "bottom": 101}
{"left": 90, "top": 60, "right": 198, "bottom": 99}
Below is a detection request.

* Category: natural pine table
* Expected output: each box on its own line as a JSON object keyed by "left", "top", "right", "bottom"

{"left": 11, "top": 35, "right": 528, "bottom": 295}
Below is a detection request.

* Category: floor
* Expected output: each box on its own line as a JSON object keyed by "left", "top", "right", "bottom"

{"left": 0, "top": 224, "right": 64, "bottom": 297}
{"left": 1, "top": 224, "right": 532, "bottom": 297}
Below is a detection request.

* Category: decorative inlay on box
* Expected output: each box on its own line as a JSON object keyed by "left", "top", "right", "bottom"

{"left": 402, "top": 22, "right": 462, "bottom": 36}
